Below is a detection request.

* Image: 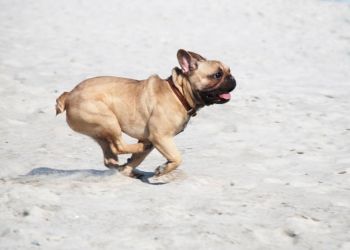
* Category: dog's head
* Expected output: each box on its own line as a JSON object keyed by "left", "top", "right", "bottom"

{"left": 177, "top": 49, "right": 236, "bottom": 105}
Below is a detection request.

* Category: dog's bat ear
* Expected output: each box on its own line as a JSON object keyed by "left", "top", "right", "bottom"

{"left": 177, "top": 49, "right": 198, "bottom": 74}
{"left": 187, "top": 51, "right": 206, "bottom": 61}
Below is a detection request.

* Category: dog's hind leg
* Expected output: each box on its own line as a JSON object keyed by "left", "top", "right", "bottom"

{"left": 94, "top": 138, "right": 120, "bottom": 169}
{"left": 67, "top": 101, "right": 150, "bottom": 157}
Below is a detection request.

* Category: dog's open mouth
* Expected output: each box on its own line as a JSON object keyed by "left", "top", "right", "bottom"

{"left": 199, "top": 75, "right": 236, "bottom": 105}
{"left": 200, "top": 90, "right": 232, "bottom": 105}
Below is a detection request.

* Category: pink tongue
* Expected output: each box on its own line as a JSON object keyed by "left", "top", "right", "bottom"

{"left": 219, "top": 93, "right": 231, "bottom": 100}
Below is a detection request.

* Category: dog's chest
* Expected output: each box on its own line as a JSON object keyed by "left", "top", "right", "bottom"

{"left": 176, "top": 117, "right": 190, "bottom": 135}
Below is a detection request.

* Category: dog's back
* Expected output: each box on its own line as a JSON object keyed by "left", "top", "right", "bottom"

{"left": 55, "top": 76, "right": 141, "bottom": 115}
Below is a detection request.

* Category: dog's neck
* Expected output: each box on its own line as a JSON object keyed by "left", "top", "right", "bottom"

{"left": 171, "top": 68, "right": 205, "bottom": 115}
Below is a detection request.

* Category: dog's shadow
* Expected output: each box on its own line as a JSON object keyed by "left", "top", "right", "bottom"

{"left": 26, "top": 167, "right": 166, "bottom": 185}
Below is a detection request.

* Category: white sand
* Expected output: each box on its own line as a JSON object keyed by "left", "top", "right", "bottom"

{"left": 1, "top": 0, "right": 350, "bottom": 249}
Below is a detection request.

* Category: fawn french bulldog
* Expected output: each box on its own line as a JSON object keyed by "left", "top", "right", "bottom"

{"left": 56, "top": 49, "right": 236, "bottom": 177}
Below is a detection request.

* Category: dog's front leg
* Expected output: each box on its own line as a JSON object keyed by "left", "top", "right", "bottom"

{"left": 151, "top": 137, "right": 182, "bottom": 176}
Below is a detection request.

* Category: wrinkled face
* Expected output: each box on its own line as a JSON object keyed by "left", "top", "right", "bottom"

{"left": 177, "top": 49, "right": 236, "bottom": 105}
{"left": 189, "top": 60, "right": 236, "bottom": 105}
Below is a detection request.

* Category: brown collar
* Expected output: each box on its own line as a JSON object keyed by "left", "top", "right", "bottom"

{"left": 166, "top": 76, "right": 197, "bottom": 117}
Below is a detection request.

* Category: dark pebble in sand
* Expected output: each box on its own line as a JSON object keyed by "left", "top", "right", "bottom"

{"left": 284, "top": 229, "right": 298, "bottom": 238}
{"left": 338, "top": 171, "right": 346, "bottom": 174}
{"left": 31, "top": 240, "right": 40, "bottom": 246}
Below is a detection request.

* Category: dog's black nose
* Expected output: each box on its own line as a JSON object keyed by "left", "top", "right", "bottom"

{"left": 227, "top": 75, "right": 236, "bottom": 91}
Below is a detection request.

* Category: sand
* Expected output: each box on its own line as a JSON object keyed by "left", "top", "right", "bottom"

{"left": 0, "top": 0, "right": 350, "bottom": 249}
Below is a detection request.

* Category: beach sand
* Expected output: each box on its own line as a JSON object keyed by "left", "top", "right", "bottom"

{"left": 0, "top": 0, "right": 349, "bottom": 249}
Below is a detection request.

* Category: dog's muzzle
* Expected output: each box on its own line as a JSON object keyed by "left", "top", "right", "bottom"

{"left": 199, "top": 75, "right": 236, "bottom": 105}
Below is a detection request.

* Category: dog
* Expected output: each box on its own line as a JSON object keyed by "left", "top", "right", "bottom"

{"left": 56, "top": 49, "right": 236, "bottom": 177}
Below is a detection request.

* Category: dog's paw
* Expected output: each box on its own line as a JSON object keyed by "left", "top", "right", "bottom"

{"left": 104, "top": 158, "right": 120, "bottom": 169}
{"left": 151, "top": 168, "right": 187, "bottom": 183}
{"left": 118, "top": 165, "right": 145, "bottom": 179}
{"left": 154, "top": 164, "right": 167, "bottom": 177}
{"left": 118, "top": 165, "right": 134, "bottom": 177}
{"left": 129, "top": 171, "right": 144, "bottom": 179}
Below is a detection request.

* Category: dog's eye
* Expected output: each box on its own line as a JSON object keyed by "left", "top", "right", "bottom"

{"left": 213, "top": 71, "right": 223, "bottom": 79}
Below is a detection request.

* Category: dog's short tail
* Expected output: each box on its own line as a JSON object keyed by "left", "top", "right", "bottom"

{"left": 55, "top": 92, "right": 69, "bottom": 115}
